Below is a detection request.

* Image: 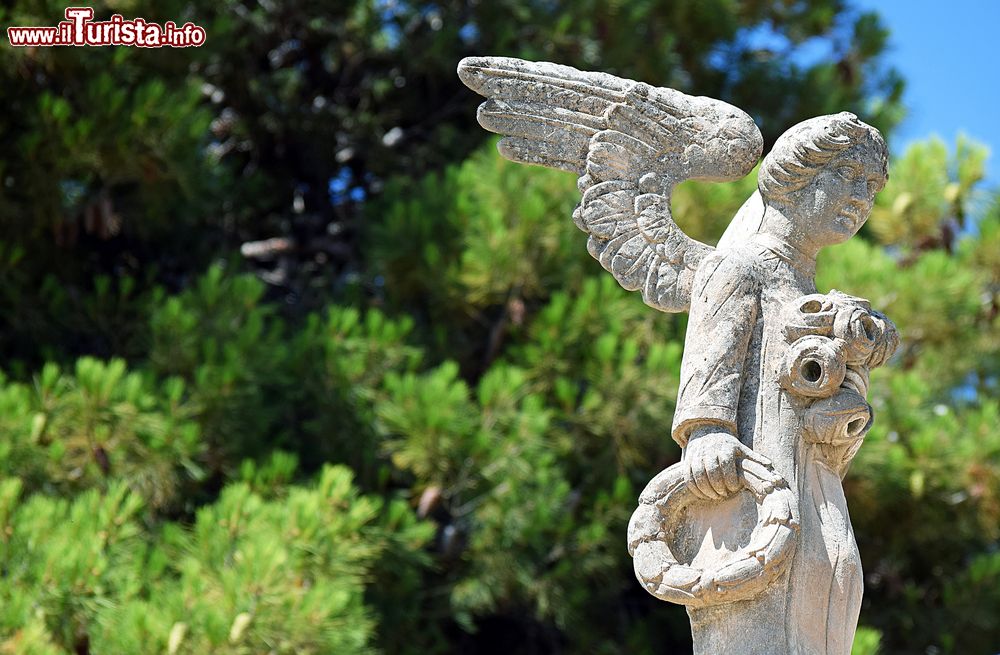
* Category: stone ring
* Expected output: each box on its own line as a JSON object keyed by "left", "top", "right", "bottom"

{"left": 627, "top": 457, "right": 799, "bottom": 608}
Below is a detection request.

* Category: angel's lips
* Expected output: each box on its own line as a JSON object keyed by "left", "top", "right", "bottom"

{"left": 836, "top": 203, "right": 867, "bottom": 230}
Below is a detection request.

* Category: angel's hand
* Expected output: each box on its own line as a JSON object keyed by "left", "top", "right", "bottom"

{"left": 684, "top": 430, "right": 773, "bottom": 501}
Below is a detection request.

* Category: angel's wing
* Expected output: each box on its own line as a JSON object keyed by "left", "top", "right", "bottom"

{"left": 457, "top": 56, "right": 762, "bottom": 313}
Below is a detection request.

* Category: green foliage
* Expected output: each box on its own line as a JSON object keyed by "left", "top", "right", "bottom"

{"left": 379, "top": 362, "right": 479, "bottom": 484}
{"left": 844, "top": 370, "right": 1000, "bottom": 650}
{"left": 0, "top": 1, "right": 218, "bottom": 239}
{"left": 508, "top": 275, "right": 685, "bottom": 477}
{"left": 362, "top": 266, "right": 691, "bottom": 649}
{"left": 148, "top": 264, "right": 422, "bottom": 480}
{"left": 94, "top": 466, "right": 431, "bottom": 655}
{"left": 0, "top": 359, "right": 202, "bottom": 512}
{"left": 852, "top": 626, "right": 882, "bottom": 655}
{"left": 0, "top": 465, "right": 431, "bottom": 654}
{"left": 672, "top": 167, "right": 762, "bottom": 244}
{"left": 148, "top": 265, "right": 288, "bottom": 461}
{"left": 374, "top": 356, "right": 640, "bottom": 646}
{"left": 0, "top": 0, "right": 227, "bottom": 369}
{"left": 368, "top": 144, "right": 590, "bottom": 367}
{"left": 0, "top": 480, "right": 146, "bottom": 654}
{"left": 867, "top": 136, "right": 988, "bottom": 251}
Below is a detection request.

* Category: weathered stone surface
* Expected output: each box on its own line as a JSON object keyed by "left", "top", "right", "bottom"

{"left": 459, "top": 56, "right": 898, "bottom": 655}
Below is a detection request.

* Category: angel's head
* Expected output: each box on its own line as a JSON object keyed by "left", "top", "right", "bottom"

{"left": 756, "top": 112, "right": 888, "bottom": 249}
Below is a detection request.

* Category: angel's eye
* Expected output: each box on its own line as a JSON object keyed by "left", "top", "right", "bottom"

{"left": 837, "top": 166, "right": 857, "bottom": 181}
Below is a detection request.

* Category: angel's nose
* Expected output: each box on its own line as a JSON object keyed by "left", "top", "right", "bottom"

{"left": 851, "top": 177, "right": 869, "bottom": 199}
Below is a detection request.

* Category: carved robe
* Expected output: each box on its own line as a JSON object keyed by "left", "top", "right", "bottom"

{"left": 672, "top": 233, "right": 862, "bottom": 655}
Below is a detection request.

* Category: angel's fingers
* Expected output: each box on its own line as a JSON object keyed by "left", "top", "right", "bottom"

{"left": 691, "top": 458, "right": 720, "bottom": 500}
{"left": 740, "top": 459, "right": 784, "bottom": 488}
{"left": 720, "top": 453, "right": 742, "bottom": 495}
{"left": 693, "top": 474, "right": 719, "bottom": 501}
{"left": 684, "top": 459, "right": 709, "bottom": 500}
{"left": 705, "top": 456, "right": 728, "bottom": 498}
{"left": 738, "top": 444, "right": 773, "bottom": 468}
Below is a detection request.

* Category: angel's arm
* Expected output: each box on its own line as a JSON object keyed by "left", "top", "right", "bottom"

{"left": 671, "top": 250, "right": 762, "bottom": 448}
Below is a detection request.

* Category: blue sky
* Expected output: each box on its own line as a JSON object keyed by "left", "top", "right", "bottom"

{"left": 858, "top": 0, "right": 999, "bottom": 184}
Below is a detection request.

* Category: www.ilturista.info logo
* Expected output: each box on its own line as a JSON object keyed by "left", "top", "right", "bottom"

{"left": 7, "top": 7, "right": 206, "bottom": 48}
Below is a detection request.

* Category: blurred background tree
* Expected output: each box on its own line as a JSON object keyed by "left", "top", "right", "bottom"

{"left": 0, "top": 1, "right": 995, "bottom": 654}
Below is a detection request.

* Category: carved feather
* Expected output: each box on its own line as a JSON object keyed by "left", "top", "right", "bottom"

{"left": 458, "top": 56, "right": 763, "bottom": 313}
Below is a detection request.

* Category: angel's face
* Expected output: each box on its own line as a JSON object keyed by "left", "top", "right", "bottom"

{"left": 792, "top": 143, "right": 886, "bottom": 247}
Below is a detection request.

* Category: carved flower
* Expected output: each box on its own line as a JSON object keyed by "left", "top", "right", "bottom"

{"left": 832, "top": 304, "right": 898, "bottom": 368}
{"left": 781, "top": 293, "right": 839, "bottom": 342}
{"left": 779, "top": 335, "right": 846, "bottom": 398}
{"left": 783, "top": 291, "right": 899, "bottom": 371}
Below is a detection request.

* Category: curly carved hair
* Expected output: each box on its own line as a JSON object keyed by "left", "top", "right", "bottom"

{"left": 757, "top": 112, "right": 888, "bottom": 204}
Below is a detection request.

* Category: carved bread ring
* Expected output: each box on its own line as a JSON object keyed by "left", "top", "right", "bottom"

{"left": 627, "top": 458, "right": 799, "bottom": 608}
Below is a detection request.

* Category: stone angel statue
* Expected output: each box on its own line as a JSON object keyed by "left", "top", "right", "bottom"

{"left": 458, "top": 56, "right": 899, "bottom": 655}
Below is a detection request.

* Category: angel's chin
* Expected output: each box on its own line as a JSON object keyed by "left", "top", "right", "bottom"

{"left": 834, "top": 214, "right": 859, "bottom": 234}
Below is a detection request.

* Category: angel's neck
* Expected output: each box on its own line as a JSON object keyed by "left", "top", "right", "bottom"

{"left": 753, "top": 207, "right": 819, "bottom": 275}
